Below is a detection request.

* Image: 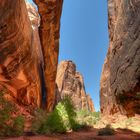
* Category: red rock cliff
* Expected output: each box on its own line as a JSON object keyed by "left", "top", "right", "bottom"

{"left": 0, "top": 0, "right": 63, "bottom": 113}
{"left": 33, "top": 0, "right": 63, "bottom": 112}
{"left": 0, "top": 0, "right": 42, "bottom": 108}
{"left": 100, "top": 0, "right": 140, "bottom": 117}
{"left": 56, "top": 60, "right": 95, "bottom": 111}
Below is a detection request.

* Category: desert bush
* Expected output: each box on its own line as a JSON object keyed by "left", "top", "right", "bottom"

{"left": 136, "top": 92, "right": 140, "bottom": 98}
{"left": 0, "top": 90, "right": 24, "bottom": 136}
{"left": 32, "top": 96, "right": 101, "bottom": 134}
{"left": 98, "top": 124, "right": 115, "bottom": 136}
{"left": 32, "top": 96, "right": 78, "bottom": 134}
{"left": 12, "top": 115, "right": 24, "bottom": 136}
{"left": 31, "top": 108, "right": 48, "bottom": 134}
{"left": 76, "top": 110, "right": 100, "bottom": 126}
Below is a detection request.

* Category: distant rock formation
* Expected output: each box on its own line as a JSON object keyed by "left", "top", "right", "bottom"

{"left": 100, "top": 0, "right": 140, "bottom": 118}
{"left": 56, "top": 60, "right": 95, "bottom": 111}
{"left": 86, "top": 94, "right": 95, "bottom": 112}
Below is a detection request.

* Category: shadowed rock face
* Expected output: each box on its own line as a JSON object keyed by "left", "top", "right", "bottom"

{"left": 0, "top": 0, "right": 42, "bottom": 108}
{"left": 100, "top": 0, "right": 140, "bottom": 117}
{"left": 33, "top": 0, "right": 63, "bottom": 112}
{"left": 56, "top": 61, "right": 95, "bottom": 111}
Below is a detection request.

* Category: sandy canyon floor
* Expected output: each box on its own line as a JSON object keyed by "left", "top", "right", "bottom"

{"left": 4, "top": 128, "right": 140, "bottom": 140}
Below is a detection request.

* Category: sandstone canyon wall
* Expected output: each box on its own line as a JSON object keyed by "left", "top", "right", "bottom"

{"left": 0, "top": 0, "right": 42, "bottom": 108}
{"left": 0, "top": 0, "right": 63, "bottom": 112}
{"left": 56, "top": 60, "right": 95, "bottom": 111}
{"left": 33, "top": 0, "right": 63, "bottom": 112}
{"left": 100, "top": 0, "right": 140, "bottom": 118}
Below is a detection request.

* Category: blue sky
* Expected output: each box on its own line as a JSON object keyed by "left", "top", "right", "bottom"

{"left": 28, "top": 0, "right": 109, "bottom": 111}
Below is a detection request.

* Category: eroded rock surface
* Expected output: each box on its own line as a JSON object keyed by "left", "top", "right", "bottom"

{"left": 33, "top": 0, "right": 63, "bottom": 112}
{"left": 100, "top": 0, "right": 140, "bottom": 117}
{"left": 0, "top": 0, "right": 42, "bottom": 108}
{"left": 56, "top": 60, "right": 95, "bottom": 111}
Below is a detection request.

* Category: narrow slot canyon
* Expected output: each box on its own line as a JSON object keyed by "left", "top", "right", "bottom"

{"left": 0, "top": 0, "right": 140, "bottom": 139}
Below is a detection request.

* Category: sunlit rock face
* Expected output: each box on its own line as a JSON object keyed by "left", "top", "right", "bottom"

{"left": 100, "top": 0, "right": 140, "bottom": 118}
{"left": 56, "top": 60, "right": 95, "bottom": 111}
{"left": 26, "top": 2, "right": 44, "bottom": 64}
{"left": 86, "top": 94, "right": 95, "bottom": 112}
{"left": 26, "top": 3, "right": 39, "bottom": 28}
{"left": 0, "top": 0, "right": 42, "bottom": 108}
{"left": 33, "top": 0, "right": 63, "bottom": 112}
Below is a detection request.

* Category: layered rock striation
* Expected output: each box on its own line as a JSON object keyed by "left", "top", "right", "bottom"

{"left": 56, "top": 60, "right": 95, "bottom": 111}
{"left": 100, "top": 0, "right": 140, "bottom": 117}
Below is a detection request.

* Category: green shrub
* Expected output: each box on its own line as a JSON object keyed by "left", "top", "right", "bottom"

{"left": 136, "top": 92, "right": 140, "bottom": 98}
{"left": 31, "top": 108, "right": 48, "bottom": 134}
{"left": 0, "top": 90, "right": 24, "bottom": 136}
{"left": 60, "top": 96, "right": 77, "bottom": 130}
{"left": 98, "top": 125, "right": 115, "bottom": 136}
{"left": 32, "top": 96, "right": 101, "bottom": 134}
{"left": 12, "top": 115, "right": 24, "bottom": 136}
{"left": 32, "top": 96, "right": 78, "bottom": 134}
{"left": 76, "top": 110, "right": 100, "bottom": 126}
